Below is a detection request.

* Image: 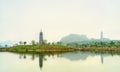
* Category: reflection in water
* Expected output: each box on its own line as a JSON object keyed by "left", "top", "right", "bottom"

{"left": 39, "top": 54, "right": 43, "bottom": 70}
{"left": 19, "top": 54, "right": 27, "bottom": 59}
{"left": 19, "top": 55, "right": 22, "bottom": 59}
{"left": 16, "top": 51, "right": 120, "bottom": 71}
{"left": 18, "top": 53, "right": 44, "bottom": 70}
{"left": 2, "top": 52, "right": 120, "bottom": 72}
{"left": 23, "top": 54, "right": 26, "bottom": 59}
{"left": 32, "top": 53, "right": 35, "bottom": 60}
{"left": 101, "top": 53, "right": 104, "bottom": 64}
{"left": 61, "top": 51, "right": 90, "bottom": 61}
{"left": 61, "top": 52, "right": 110, "bottom": 64}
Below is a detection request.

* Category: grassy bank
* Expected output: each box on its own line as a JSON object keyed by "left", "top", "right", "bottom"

{"left": 0, "top": 45, "right": 76, "bottom": 52}
{"left": 1, "top": 45, "right": 120, "bottom": 53}
{"left": 79, "top": 47, "right": 120, "bottom": 52}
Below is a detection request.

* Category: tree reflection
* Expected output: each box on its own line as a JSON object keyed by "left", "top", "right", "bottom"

{"left": 16, "top": 51, "right": 120, "bottom": 71}
{"left": 23, "top": 54, "right": 26, "bottom": 59}
{"left": 19, "top": 54, "right": 27, "bottom": 59}
{"left": 31, "top": 53, "right": 35, "bottom": 60}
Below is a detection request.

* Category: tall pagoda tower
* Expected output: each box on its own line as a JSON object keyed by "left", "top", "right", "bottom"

{"left": 39, "top": 30, "right": 43, "bottom": 45}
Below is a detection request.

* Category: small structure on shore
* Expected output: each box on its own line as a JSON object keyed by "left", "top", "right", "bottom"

{"left": 100, "top": 31, "right": 103, "bottom": 45}
{"left": 39, "top": 30, "right": 43, "bottom": 45}
{"left": 100, "top": 31, "right": 103, "bottom": 40}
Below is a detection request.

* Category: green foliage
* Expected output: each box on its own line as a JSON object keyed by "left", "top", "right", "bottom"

{"left": 66, "top": 40, "right": 120, "bottom": 48}
{"left": 19, "top": 41, "right": 23, "bottom": 45}
{"left": 0, "top": 44, "right": 75, "bottom": 52}
{"left": 1, "top": 40, "right": 120, "bottom": 52}
{"left": 31, "top": 40, "right": 36, "bottom": 45}
{"left": 23, "top": 42, "right": 27, "bottom": 45}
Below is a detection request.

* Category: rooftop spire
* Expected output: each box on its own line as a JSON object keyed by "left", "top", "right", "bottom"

{"left": 100, "top": 31, "right": 103, "bottom": 40}
{"left": 40, "top": 29, "right": 42, "bottom": 32}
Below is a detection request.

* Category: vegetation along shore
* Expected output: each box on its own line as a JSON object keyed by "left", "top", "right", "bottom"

{"left": 1, "top": 42, "right": 120, "bottom": 52}
{"left": 0, "top": 45, "right": 76, "bottom": 52}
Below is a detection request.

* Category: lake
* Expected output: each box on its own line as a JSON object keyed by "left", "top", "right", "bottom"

{"left": 0, "top": 51, "right": 120, "bottom": 72}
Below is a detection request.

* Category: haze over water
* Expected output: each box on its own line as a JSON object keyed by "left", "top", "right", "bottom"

{"left": 0, "top": 51, "right": 120, "bottom": 72}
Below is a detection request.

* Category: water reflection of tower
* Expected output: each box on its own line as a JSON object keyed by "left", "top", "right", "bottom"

{"left": 101, "top": 53, "right": 104, "bottom": 64}
{"left": 39, "top": 54, "right": 43, "bottom": 69}
{"left": 100, "top": 32, "right": 104, "bottom": 64}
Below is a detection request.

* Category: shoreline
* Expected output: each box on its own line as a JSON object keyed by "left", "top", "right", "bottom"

{"left": 0, "top": 45, "right": 77, "bottom": 52}
{"left": 78, "top": 47, "right": 120, "bottom": 52}
{"left": 1, "top": 47, "right": 120, "bottom": 53}
{"left": 0, "top": 49, "right": 76, "bottom": 52}
{"left": 1, "top": 45, "right": 120, "bottom": 53}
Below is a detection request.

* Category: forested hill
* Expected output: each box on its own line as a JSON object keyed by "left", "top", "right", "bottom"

{"left": 60, "top": 34, "right": 110, "bottom": 44}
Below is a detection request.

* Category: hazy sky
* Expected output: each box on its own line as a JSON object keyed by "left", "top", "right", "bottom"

{"left": 0, "top": 0, "right": 120, "bottom": 42}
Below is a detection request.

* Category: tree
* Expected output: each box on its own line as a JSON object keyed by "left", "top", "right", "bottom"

{"left": 0, "top": 45, "right": 2, "bottom": 48}
{"left": 19, "top": 41, "right": 23, "bottom": 45}
{"left": 5, "top": 44, "right": 8, "bottom": 48}
{"left": 110, "top": 41, "right": 115, "bottom": 47}
{"left": 23, "top": 41, "right": 27, "bottom": 45}
{"left": 36, "top": 42, "right": 39, "bottom": 45}
{"left": 52, "top": 42, "right": 55, "bottom": 45}
{"left": 31, "top": 40, "right": 35, "bottom": 45}
{"left": 56, "top": 42, "right": 62, "bottom": 46}
{"left": 14, "top": 43, "right": 18, "bottom": 46}
{"left": 47, "top": 42, "right": 51, "bottom": 45}
{"left": 43, "top": 40, "right": 47, "bottom": 45}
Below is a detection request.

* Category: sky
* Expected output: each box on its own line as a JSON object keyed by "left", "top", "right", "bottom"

{"left": 0, "top": 0, "right": 120, "bottom": 42}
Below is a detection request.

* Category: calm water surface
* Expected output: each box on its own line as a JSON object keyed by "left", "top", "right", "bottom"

{"left": 0, "top": 51, "right": 120, "bottom": 72}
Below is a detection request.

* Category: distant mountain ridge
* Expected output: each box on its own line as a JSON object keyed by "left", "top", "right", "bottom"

{"left": 60, "top": 34, "right": 89, "bottom": 44}
{"left": 60, "top": 34, "right": 110, "bottom": 44}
